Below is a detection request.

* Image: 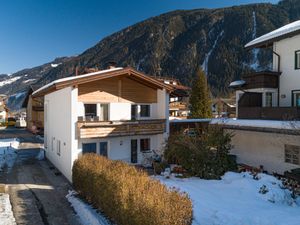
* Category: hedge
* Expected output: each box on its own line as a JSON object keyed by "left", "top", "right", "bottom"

{"left": 73, "top": 154, "right": 193, "bottom": 225}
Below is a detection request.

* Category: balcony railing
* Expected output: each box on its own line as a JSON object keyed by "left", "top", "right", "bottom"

{"left": 32, "top": 105, "right": 44, "bottom": 111}
{"left": 242, "top": 71, "right": 281, "bottom": 89}
{"left": 77, "top": 119, "right": 166, "bottom": 138}
{"left": 238, "top": 107, "right": 300, "bottom": 120}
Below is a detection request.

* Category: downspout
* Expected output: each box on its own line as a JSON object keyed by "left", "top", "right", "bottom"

{"left": 272, "top": 49, "right": 280, "bottom": 107}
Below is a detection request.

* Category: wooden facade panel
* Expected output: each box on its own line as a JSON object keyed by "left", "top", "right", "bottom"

{"left": 77, "top": 119, "right": 165, "bottom": 138}
{"left": 78, "top": 77, "right": 157, "bottom": 103}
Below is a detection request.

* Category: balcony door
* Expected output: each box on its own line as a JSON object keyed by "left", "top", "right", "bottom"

{"left": 99, "top": 104, "right": 109, "bottom": 121}
{"left": 131, "top": 139, "right": 138, "bottom": 163}
{"left": 131, "top": 105, "right": 138, "bottom": 120}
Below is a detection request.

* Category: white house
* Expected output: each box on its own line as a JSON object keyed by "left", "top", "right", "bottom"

{"left": 32, "top": 67, "right": 173, "bottom": 181}
{"left": 227, "top": 20, "right": 300, "bottom": 175}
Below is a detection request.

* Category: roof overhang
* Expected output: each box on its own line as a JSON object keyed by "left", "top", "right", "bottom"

{"left": 32, "top": 67, "right": 174, "bottom": 97}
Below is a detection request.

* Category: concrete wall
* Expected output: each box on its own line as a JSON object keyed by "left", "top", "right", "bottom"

{"left": 228, "top": 128, "right": 300, "bottom": 174}
{"left": 273, "top": 35, "right": 300, "bottom": 107}
{"left": 44, "top": 87, "right": 74, "bottom": 181}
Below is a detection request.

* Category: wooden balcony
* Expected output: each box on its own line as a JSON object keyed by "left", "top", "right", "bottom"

{"left": 32, "top": 105, "right": 44, "bottom": 111}
{"left": 77, "top": 119, "right": 166, "bottom": 139}
{"left": 238, "top": 107, "right": 300, "bottom": 120}
{"left": 243, "top": 71, "right": 281, "bottom": 89}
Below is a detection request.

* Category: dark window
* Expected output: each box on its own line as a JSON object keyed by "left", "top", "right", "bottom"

{"left": 99, "top": 142, "right": 108, "bottom": 157}
{"left": 295, "top": 50, "right": 300, "bottom": 69}
{"left": 82, "top": 143, "right": 97, "bottom": 154}
{"left": 57, "top": 140, "right": 61, "bottom": 156}
{"left": 285, "top": 144, "right": 300, "bottom": 165}
{"left": 140, "top": 138, "right": 150, "bottom": 152}
{"left": 84, "top": 104, "right": 97, "bottom": 117}
{"left": 131, "top": 105, "right": 138, "bottom": 120}
{"left": 140, "top": 105, "right": 150, "bottom": 117}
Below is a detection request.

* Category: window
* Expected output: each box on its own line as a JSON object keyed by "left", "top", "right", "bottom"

{"left": 295, "top": 50, "right": 300, "bottom": 69}
{"left": 99, "top": 104, "right": 109, "bottom": 121}
{"left": 293, "top": 91, "right": 300, "bottom": 107}
{"left": 131, "top": 105, "right": 138, "bottom": 120}
{"left": 57, "top": 140, "right": 61, "bottom": 156}
{"left": 82, "top": 143, "right": 97, "bottom": 154}
{"left": 140, "top": 105, "right": 150, "bottom": 117}
{"left": 265, "top": 92, "right": 272, "bottom": 107}
{"left": 285, "top": 144, "right": 300, "bottom": 165}
{"left": 140, "top": 138, "right": 150, "bottom": 152}
{"left": 84, "top": 104, "right": 97, "bottom": 118}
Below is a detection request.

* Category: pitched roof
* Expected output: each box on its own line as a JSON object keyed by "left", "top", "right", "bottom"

{"left": 245, "top": 20, "right": 300, "bottom": 49}
{"left": 32, "top": 67, "right": 174, "bottom": 97}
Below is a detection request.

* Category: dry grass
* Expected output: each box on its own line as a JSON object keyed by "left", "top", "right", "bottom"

{"left": 73, "top": 154, "right": 193, "bottom": 225}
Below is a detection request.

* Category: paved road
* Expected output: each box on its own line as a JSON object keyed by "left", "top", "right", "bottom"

{"left": 0, "top": 127, "right": 81, "bottom": 225}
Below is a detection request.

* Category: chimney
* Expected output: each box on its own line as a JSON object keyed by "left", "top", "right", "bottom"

{"left": 107, "top": 61, "right": 117, "bottom": 69}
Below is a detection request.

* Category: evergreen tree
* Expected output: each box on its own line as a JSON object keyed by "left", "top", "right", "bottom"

{"left": 189, "top": 68, "right": 212, "bottom": 118}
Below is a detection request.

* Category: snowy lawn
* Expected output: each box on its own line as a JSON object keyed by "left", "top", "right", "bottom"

{"left": 66, "top": 191, "right": 111, "bottom": 225}
{"left": 0, "top": 139, "right": 19, "bottom": 172}
{"left": 0, "top": 193, "right": 16, "bottom": 225}
{"left": 157, "top": 172, "right": 300, "bottom": 225}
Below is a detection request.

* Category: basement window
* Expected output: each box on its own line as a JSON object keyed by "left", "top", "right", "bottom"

{"left": 295, "top": 50, "right": 300, "bottom": 69}
{"left": 57, "top": 140, "right": 61, "bottom": 156}
{"left": 285, "top": 144, "right": 300, "bottom": 165}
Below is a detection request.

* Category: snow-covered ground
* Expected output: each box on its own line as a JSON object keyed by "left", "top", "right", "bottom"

{"left": 66, "top": 191, "right": 111, "bottom": 225}
{"left": 0, "top": 139, "right": 19, "bottom": 172}
{"left": 157, "top": 172, "right": 300, "bottom": 225}
{"left": 0, "top": 193, "right": 16, "bottom": 225}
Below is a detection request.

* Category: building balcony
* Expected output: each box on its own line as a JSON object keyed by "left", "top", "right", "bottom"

{"left": 32, "top": 105, "right": 44, "bottom": 111}
{"left": 242, "top": 71, "right": 281, "bottom": 89}
{"left": 77, "top": 119, "right": 166, "bottom": 139}
{"left": 238, "top": 107, "right": 300, "bottom": 120}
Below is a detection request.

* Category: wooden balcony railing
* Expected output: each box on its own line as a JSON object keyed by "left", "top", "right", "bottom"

{"left": 243, "top": 71, "right": 281, "bottom": 89}
{"left": 77, "top": 119, "right": 166, "bottom": 138}
{"left": 32, "top": 105, "right": 44, "bottom": 111}
{"left": 238, "top": 107, "right": 300, "bottom": 120}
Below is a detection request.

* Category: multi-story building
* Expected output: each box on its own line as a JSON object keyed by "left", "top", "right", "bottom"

{"left": 224, "top": 20, "right": 300, "bottom": 175}
{"left": 32, "top": 66, "right": 173, "bottom": 181}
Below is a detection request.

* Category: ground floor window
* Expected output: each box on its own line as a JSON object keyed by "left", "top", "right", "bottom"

{"left": 140, "top": 138, "right": 150, "bottom": 152}
{"left": 99, "top": 142, "right": 108, "bottom": 157}
{"left": 82, "top": 143, "right": 97, "bottom": 154}
{"left": 292, "top": 90, "right": 300, "bottom": 107}
{"left": 285, "top": 144, "right": 300, "bottom": 165}
{"left": 265, "top": 92, "right": 273, "bottom": 107}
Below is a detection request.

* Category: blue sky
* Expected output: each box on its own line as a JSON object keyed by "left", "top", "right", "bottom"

{"left": 0, "top": 0, "right": 279, "bottom": 74}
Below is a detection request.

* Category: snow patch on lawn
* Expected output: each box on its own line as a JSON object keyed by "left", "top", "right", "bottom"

{"left": 0, "top": 193, "right": 16, "bottom": 225}
{"left": 66, "top": 191, "right": 111, "bottom": 225}
{"left": 0, "top": 139, "right": 19, "bottom": 172}
{"left": 157, "top": 172, "right": 300, "bottom": 225}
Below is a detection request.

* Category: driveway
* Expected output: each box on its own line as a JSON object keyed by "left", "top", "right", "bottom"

{"left": 0, "top": 127, "right": 81, "bottom": 225}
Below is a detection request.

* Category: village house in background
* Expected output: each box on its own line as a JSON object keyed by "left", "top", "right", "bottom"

{"left": 0, "top": 94, "right": 9, "bottom": 123}
{"left": 225, "top": 20, "right": 300, "bottom": 176}
{"left": 157, "top": 78, "right": 190, "bottom": 119}
{"left": 22, "top": 85, "right": 44, "bottom": 133}
{"left": 32, "top": 66, "right": 176, "bottom": 181}
{"left": 212, "top": 97, "right": 236, "bottom": 118}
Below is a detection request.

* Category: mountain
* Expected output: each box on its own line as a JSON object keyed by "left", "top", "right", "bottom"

{"left": 2, "top": 0, "right": 300, "bottom": 110}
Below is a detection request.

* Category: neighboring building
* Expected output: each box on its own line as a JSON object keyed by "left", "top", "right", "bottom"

{"left": 212, "top": 98, "right": 236, "bottom": 118}
{"left": 0, "top": 95, "right": 8, "bottom": 123}
{"left": 157, "top": 78, "right": 190, "bottom": 119}
{"left": 228, "top": 20, "right": 300, "bottom": 174}
{"left": 32, "top": 67, "right": 174, "bottom": 181}
{"left": 22, "top": 85, "right": 44, "bottom": 133}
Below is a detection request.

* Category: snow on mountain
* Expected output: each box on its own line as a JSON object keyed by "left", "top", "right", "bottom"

{"left": 201, "top": 30, "right": 224, "bottom": 75}
{"left": 250, "top": 11, "right": 260, "bottom": 70}
{"left": 0, "top": 76, "right": 21, "bottom": 87}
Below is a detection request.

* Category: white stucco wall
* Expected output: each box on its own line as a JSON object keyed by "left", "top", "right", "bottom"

{"left": 44, "top": 87, "right": 75, "bottom": 181}
{"left": 228, "top": 129, "right": 300, "bottom": 174}
{"left": 273, "top": 35, "right": 300, "bottom": 107}
{"left": 77, "top": 134, "right": 165, "bottom": 164}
